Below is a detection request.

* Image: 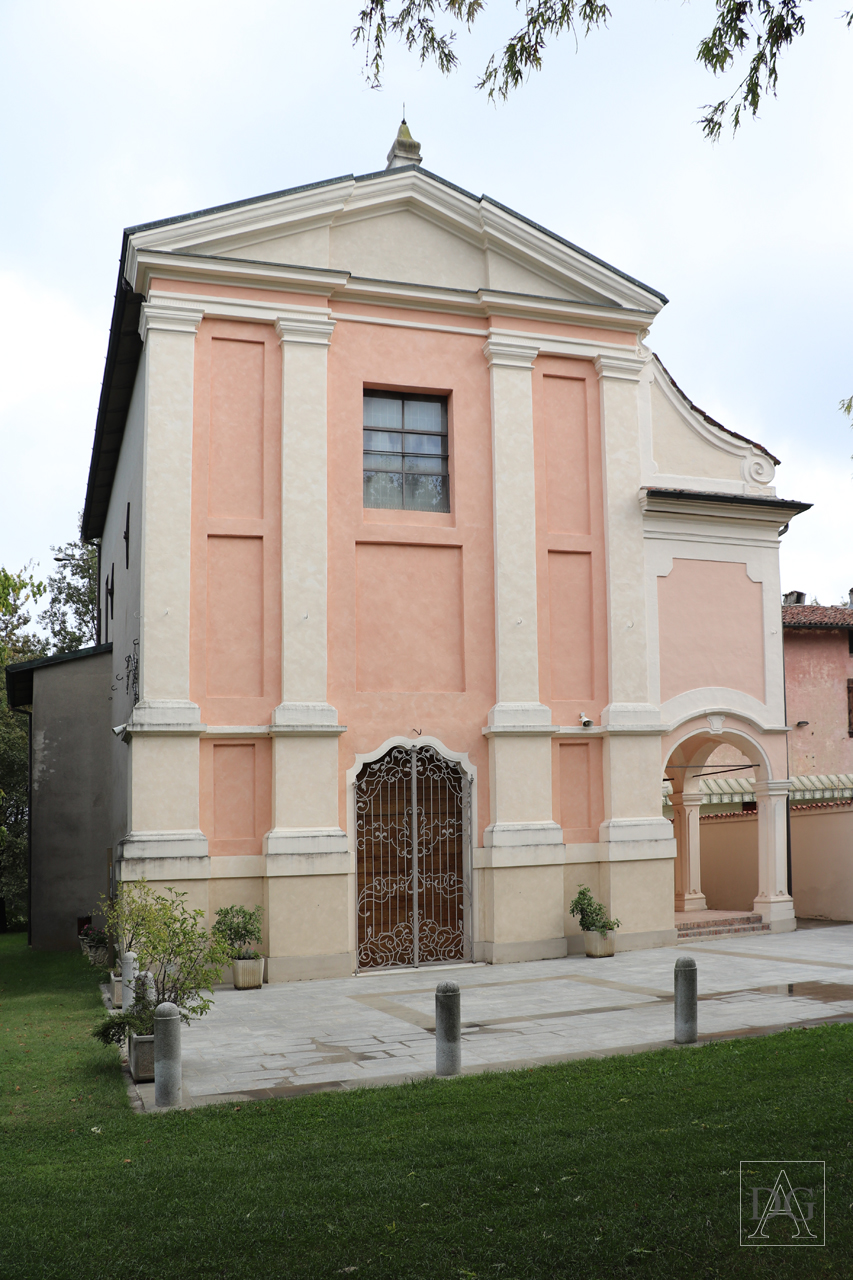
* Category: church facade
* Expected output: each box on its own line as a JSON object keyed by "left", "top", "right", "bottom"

{"left": 79, "top": 126, "right": 808, "bottom": 979}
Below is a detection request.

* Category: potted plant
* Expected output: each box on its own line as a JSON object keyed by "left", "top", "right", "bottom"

{"left": 109, "top": 966, "right": 123, "bottom": 1007}
{"left": 569, "top": 885, "right": 621, "bottom": 958}
{"left": 213, "top": 905, "right": 264, "bottom": 990}
{"left": 78, "top": 923, "right": 109, "bottom": 967}
{"left": 92, "top": 886, "right": 230, "bottom": 1082}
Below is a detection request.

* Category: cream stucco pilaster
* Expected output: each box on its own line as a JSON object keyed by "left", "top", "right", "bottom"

{"left": 671, "top": 791, "right": 707, "bottom": 912}
{"left": 121, "top": 303, "right": 208, "bottom": 880}
{"left": 265, "top": 309, "right": 351, "bottom": 979}
{"left": 478, "top": 337, "right": 564, "bottom": 962}
{"left": 595, "top": 353, "right": 676, "bottom": 939}
{"left": 754, "top": 779, "right": 795, "bottom": 931}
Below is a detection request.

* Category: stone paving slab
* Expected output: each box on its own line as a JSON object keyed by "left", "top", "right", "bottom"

{"left": 128, "top": 923, "right": 853, "bottom": 1111}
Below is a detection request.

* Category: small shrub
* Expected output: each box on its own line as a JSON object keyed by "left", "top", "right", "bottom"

{"left": 569, "top": 885, "right": 620, "bottom": 937}
{"left": 92, "top": 888, "right": 230, "bottom": 1046}
{"left": 213, "top": 904, "right": 263, "bottom": 960}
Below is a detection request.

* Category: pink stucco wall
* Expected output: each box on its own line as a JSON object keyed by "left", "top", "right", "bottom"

{"left": 784, "top": 628, "right": 853, "bottom": 776}
{"left": 658, "top": 559, "right": 765, "bottom": 703}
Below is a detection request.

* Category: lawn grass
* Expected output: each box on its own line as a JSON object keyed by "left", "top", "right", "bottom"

{"left": 1, "top": 929, "right": 851, "bottom": 1279}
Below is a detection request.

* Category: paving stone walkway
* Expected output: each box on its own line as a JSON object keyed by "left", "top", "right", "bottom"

{"left": 132, "top": 922, "right": 853, "bottom": 1110}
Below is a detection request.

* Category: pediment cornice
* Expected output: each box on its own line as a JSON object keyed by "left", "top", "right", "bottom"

{"left": 124, "top": 166, "right": 666, "bottom": 320}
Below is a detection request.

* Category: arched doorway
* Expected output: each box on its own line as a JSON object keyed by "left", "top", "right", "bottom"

{"left": 354, "top": 743, "right": 472, "bottom": 970}
{"left": 664, "top": 726, "right": 794, "bottom": 933}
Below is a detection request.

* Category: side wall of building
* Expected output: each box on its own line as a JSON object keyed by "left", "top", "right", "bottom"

{"left": 785, "top": 629, "right": 853, "bottom": 777}
{"left": 100, "top": 350, "right": 146, "bottom": 861}
{"left": 30, "top": 650, "right": 114, "bottom": 948}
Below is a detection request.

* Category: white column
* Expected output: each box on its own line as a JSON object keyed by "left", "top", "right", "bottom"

{"left": 477, "top": 337, "right": 563, "bottom": 965}
{"left": 672, "top": 792, "right": 707, "bottom": 912}
{"left": 266, "top": 309, "right": 347, "bottom": 860}
{"left": 122, "top": 302, "right": 208, "bottom": 873}
{"left": 754, "top": 779, "right": 795, "bottom": 930}
{"left": 481, "top": 336, "right": 561, "bottom": 848}
{"left": 594, "top": 352, "right": 675, "bottom": 943}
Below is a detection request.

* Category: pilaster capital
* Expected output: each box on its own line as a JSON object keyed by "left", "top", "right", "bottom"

{"left": 139, "top": 302, "right": 204, "bottom": 343}
{"left": 753, "top": 779, "right": 792, "bottom": 800}
{"left": 270, "top": 702, "right": 346, "bottom": 735}
{"left": 593, "top": 352, "right": 646, "bottom": 382}
{"left": 274, "top": 309, "right": 336, "bottom": 347}
{"left": 482, "top": 337, "right": 540, "bottom": 370}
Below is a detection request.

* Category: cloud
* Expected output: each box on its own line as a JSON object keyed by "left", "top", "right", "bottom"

{"left": 0, "top": 272, "right": 103, "bottom": 574}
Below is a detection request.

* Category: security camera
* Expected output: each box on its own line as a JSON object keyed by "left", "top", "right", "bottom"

{"left": 579, "top": 714, "right": 594, "bottom": 729}
{"left": 112, "top": 724, "right": 127, "bottom": 737}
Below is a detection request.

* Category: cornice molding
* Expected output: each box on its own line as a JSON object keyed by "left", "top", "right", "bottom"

{"left": 482, "top": 337, "right": 540, "bottom": 370}
{"left": 639, "top": 488, "right": 810, "bottom": 528}
{"left": 274, "top": 309, "right": 336, "bottom": 347}
{"left": 594, "top": 352, "right": 647, "bottom": 382}
{"left": 138, "top": 301, "right": 203, "bottom": 342}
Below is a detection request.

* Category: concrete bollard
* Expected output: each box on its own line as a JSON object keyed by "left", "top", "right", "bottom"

{"left": 121, "top": 951, "right": 138, "bottom": 1012}
{"left": 141, "top": 970, "right": 156, "bottom": 1006}
{"left": 674, "top": 956, "right": 698, "bottom": 1045}
{"left": 435, "top": 981, "right": 461, "bottom": 1077}
{"left": 154, "top": 1002, "right": 182, "bottom": 1108}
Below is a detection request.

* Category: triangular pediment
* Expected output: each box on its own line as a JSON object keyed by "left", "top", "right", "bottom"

{"left": 126, "top": 167, "right": 666, "bottom": 314}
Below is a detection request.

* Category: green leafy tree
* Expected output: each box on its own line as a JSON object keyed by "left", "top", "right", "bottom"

{"left": 39, "top": 517, "right": 99, "bottom": 655}
{"left": 0, "top": 568, "right": 47, "bottom": 932}
{"left": 353, "top": 1, "right": 852, "bottom": 138}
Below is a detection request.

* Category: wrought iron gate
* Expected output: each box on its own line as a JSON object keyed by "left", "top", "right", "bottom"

{"left": 355, "top": 744, "right": 471, "bottom": 970}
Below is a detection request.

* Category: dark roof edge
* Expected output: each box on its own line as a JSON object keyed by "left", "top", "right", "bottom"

{"left": 5, "top": 643, "right": 113, "bottom": 709}
{"left": 6, "top": 643, "right": 114, "bottom": 677}
{"left": 125, "top": 172, "right": 358, "bottom": 234}
{"left": 654, "top": 356, "right": 782, "bottom": 465}
{"left": 81, "top": 255, "right": 144, "bottom": 542}
{"left": 782, "top": 620, "right": 853, "bottom": 630}
{"left": 642, "top": 487, "right": 812, "bottom": 513}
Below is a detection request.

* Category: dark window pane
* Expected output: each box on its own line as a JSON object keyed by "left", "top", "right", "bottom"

{"left": 403, "top": 454, "right": 447, "bottom": 474}
{"left": 363, "top": 470, "right": 403, "bottom": 509}
{"left": 404, "top": 473, "right": 450, "bottom": 512}
{"left": 403, "top": 432, "right": 443, "bottom": 455}
{"left": 404, "top": 400, "right": 443, "bottom": 432}
{"left": 363, "top": 397, "right": 403, "bottom": 429}
{"left": 363, "top": 429, "right": 403, "bottom": 453}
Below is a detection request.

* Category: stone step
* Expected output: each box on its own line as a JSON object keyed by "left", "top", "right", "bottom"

{"left": 677, "top": 913, "right": 763, "bottom": 932}
{"left": 677, "top": 922, "right": 770, "bottom": 940}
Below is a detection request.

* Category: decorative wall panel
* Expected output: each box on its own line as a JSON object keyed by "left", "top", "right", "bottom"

{"left": 543, "top": 375, "right": 590, "bottom": 534}
{"left": 206, "top": 536, "right": 264, "bottom": 697}
{"left": 355, "top": 542, "right": 465, "bottom": 693}
{"left": 548, "top": 550, "right": 594, "bottom": 701}
{"left": 208, "top": 339, "right": 265, "bottom": 518}
{"left": 658, "top": 559, "right": 765, "bottom": 703}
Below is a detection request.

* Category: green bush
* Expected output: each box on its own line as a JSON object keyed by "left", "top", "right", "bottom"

{"left": 568, "top": 884, "right": 620, "bottom": 937}
{"left": 92, "top": 886, "right": 230, "bottom": 1045}
{"left": 213, "top": 903, "right": 263, "bottom": 960}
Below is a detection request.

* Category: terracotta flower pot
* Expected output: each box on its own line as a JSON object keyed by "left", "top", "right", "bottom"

{"left": 232, "top": 957, "right": 264, "bottom": 990}
{"left": 583, "top": 930, "right": 616, "bottom": 958}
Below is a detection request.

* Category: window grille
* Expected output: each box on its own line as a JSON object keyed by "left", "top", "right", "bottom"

{"left": 363, "top": 391, "right": 449, "bottom": 513}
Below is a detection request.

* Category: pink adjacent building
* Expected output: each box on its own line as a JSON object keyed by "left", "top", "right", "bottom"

{"left": 23, "top": 125, "right": 815, "bottom": 969}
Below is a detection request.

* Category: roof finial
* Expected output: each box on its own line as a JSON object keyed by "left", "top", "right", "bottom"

{"left": 386, "top": 116, "right": 422, "bottom": 170}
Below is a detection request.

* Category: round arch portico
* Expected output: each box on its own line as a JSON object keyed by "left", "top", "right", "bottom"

{"left": 663, "top": 720, "right": 795, "bottom": 932}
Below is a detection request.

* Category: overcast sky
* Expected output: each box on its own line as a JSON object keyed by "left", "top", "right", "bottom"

{"left": 1, "top": 0, "right": 850, "bottom": 604}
